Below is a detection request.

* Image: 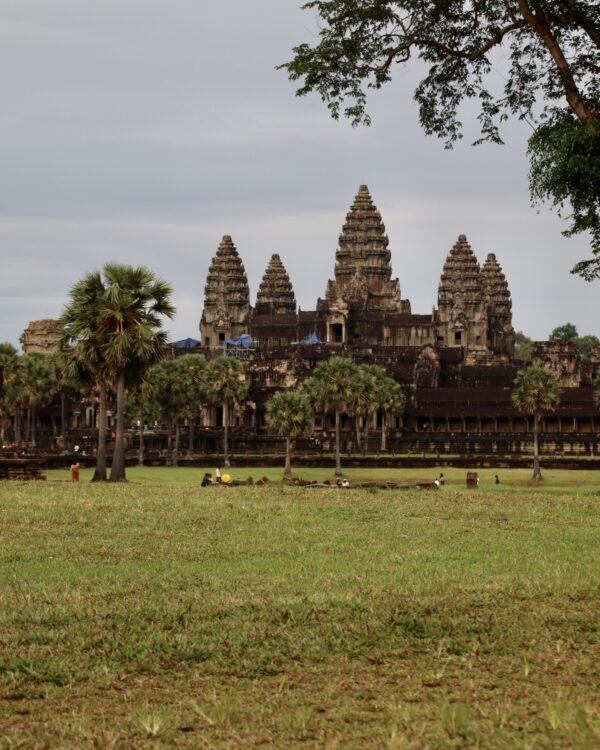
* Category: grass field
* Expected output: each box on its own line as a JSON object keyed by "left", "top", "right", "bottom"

{"left": 1, "top": 471, "right": 599, "bottom": 748}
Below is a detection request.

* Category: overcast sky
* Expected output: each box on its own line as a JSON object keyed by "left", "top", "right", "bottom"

{"left": 0, "top": 0, "right": 598, "bottom": 347}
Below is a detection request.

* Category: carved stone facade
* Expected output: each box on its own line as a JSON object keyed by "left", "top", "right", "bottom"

{"left": 20, "top": 319, "right": 61, "bottom": 354}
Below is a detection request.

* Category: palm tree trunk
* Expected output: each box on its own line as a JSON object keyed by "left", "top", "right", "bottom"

{"left": 533, "top": 413, "right": 542, "bottom": 480}
{"left": 167, "top": 415, "right": 173, "bottom": 466}
{"left": 189, "top": 418, "right": 195, "bottom": 452}
{"left": 284, "top": 436, "right": 292, "bottom": 479}
{"left": 354, "top": 415, "right": 362, "bottom": 452}
{"left": 109, "top": 370, "right": 127, "bottom": 482}
{"left": 92, "top": 383, "right": 108, "bottom": 481}
{"left": 381, "top": 411, "right": 387, "bottom": 452}
{"left": 335, "top": 407, "right": 342, "bottom": 477}
{"left": 31, "top": 408, "right": 36, "bottom": 448}
{"left": 15, "top": 407, "right": 22, "bottom": 446}
{"left": 60, "top": 390, "right": 67, "bottom": 452}
{"left": 363, "top": 411, "right": 371, "bottom": 455}
{"left": 138, "top": 405, "right": 144, "bottom": 466}
{"left": 25, "top": 408, "right": 31, "bottom": 447}
{"left": 223, "top": 401, "right": 230, "bottom": 467}
{"left": 173, "top": 418, "right": 180, "bottom": 467}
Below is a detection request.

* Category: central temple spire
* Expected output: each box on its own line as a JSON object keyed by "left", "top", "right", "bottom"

{"left": 324, "top": 185, "right": 404, "bottom": 312}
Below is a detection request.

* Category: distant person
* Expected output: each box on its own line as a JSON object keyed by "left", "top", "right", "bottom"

{"left": 438, "top": 473, "right": 445, "bottom": 486}
{"left": 201, "top": 472, "right": 212, "bottom": 487}
{"left": 73, "top": 444, "right": 80, "bottom": 455}
{"left": 341, "top": 478, "right": 350, "bottom": 488}
{"left": 434, "top": 478, "right": 440, "bottom": 488}
{"left": 495, "top": 474, "right": 500, "bottom": 485}
{"left": 215, "top": 467, "right": 222, "bottom": 484}
{"left": 70, "top": 462, "right": 80, "bottom": 482}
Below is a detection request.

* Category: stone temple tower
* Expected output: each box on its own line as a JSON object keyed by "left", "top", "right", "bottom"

{"left": 254, "top": 254, "right": 297, "bottom": 315}
{"left": 322, "top": 185, "right": 405, "bottom": 313}
{"left": 436, "top": 235, "right": 487, "bottom": 350}
{"left": 317, "top": 185, "right": 410, "bottom": 344}
{"left": 482, "top": 253, "right": 515, "bottom": 356}
{"left": 200, "top": 235, "right": 251, "bottom": 348}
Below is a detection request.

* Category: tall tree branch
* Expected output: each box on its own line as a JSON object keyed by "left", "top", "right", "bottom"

{"left": 518, "top": 0, "right": 599, "bottom": 121}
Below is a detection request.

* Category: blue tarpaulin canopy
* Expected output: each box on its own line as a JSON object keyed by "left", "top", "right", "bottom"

{"left": 225, "top": 333, "right": 253, "bottom": 349}
{"left": 296, "top": 332, "right": 322, "bottom": 345}
{"left": 173, "top": 338, "right": 200, "bottom": 349}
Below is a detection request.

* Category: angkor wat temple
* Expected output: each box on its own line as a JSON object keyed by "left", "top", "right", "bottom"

{"left": 196, "top": 185, "right": 599, "bottom": 457}
{"left": 14, "top": 186, "right": 599, "bottom": 459}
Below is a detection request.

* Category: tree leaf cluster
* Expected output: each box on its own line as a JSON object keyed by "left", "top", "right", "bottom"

{"left": 281, "top": 1, "right": 600, "bottom": 276}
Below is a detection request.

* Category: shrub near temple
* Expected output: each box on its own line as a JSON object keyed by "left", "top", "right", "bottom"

{"left": 206, "top": 357, "right": 249, "bottom": 467}
{"left": 265, "top": 390, "right": 312, "bottom": 479}
{"left": 304, "top": 357, "right": 358, "bottom": 477}
{"left": 512, "top": 367, "right": 560, "bottom": 480}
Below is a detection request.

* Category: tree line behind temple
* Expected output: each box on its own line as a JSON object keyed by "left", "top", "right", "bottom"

{"left": 1, "top": 265, "right": 599, "bottom": 482}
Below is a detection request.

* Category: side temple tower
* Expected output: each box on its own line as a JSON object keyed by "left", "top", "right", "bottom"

{"left": 200, "top": 235, "right": 251, "bottom": 348}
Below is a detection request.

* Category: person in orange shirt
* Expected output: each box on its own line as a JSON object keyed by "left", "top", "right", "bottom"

{"left": 70, "top": 462, "right": 80, "bottom": 482}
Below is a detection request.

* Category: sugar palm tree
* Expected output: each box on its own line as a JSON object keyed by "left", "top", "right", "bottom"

{"left": 5, "top": 353, "right": 57, "bottom": 448}
{"left": 356, "top": 364, "right": 383, "bottom": 453}
{"left": 512, "top": 367, "right": 560, "bottom": 480}
{"left": 206, "top": 357, "right": 249, "bottom": 467}
{"left": 175, "top": 354, "right": 208, "bottom": 453}
{"left": 99, "top": 264, "right": 174, "bottom": 482}
{"left": 142, "top": 357, "right": 205, "bottom": 466}
{"left": 59, "top": 264, "right": 174, "bottom": 482}
{"left": 378, "top": 377, "right": 406, "bottom": 452}
{"left": 265, "top": 390, "right": 312, "bottom": 479}
{"left": 58, "top": 270, "right": 115, "bottom": 481}
{"left": 304, "top": 357, "right": 358, "bottom": 477}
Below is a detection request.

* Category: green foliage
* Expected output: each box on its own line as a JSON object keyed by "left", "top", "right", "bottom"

{"left": 58, "top": 270, "right": 109, "bottom": 391}
{"left": 529, "top": 115, "right": 600, "bottom": 280}
{"left": 575, "top": 334, "right": 600, "bottom": 359}
{"left": 512, "top": 367, "right": 560, "bottom": 417}
{"left": 206, "top": 357, "right": 249, "bottom": 407}
{"left": 548, "top": 324, "right": 600, "bottom": 358}
{"left": 265, "top": 390, "right": 312, "bottom": 439}
{"left": 282, "top": 1, "right": 600, "bottom": 274}
{"left": 142, "top": 360, "right": 187, "bottom": 424}
{"left": 549, "top": 322, "right": 579, "bottom": 343}
{"left": 303, "top": 356, "right": 358, "bottom": 412}
{"left": 97, "top": 263, "right": 175, "bottom": 377}
{"left": 142, "top": 355, "right": 207, "bottom": 425}
{"left": 59, "top": 263, "right": 174, "bottom": 481}
{"left": 514, "top": 331, "right": 534, "bottom": 363}
{"left": 593, "top": 372, "right": 600, "bottom": 408}
{"left": 378, "top": 374, "right": 406, "bottom": 414}
{"left": 0, "top": 342, "right": 19, "bottom": 406}
{"left": 5, "top": 353, "right": 57, "bottom": 412}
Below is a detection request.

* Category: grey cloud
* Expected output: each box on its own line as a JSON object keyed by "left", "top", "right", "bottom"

{"left": 0, "top": 1, "right": 598, "bottom": 347}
